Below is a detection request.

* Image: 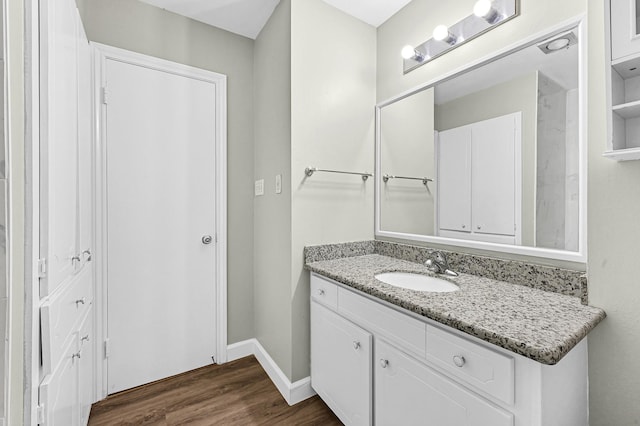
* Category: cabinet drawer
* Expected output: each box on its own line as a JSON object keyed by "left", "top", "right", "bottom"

{"left": 41, "top": 266, "right": 94, "bottom": 375}
{"left": 78, "top": 306, "right": 95, "bottom": 425}
{"left": 310, "top": 274, "right": 338, "bottom": 310}
{"left": 338, "top": 287, "right": 426, "bottom": 358}
{"left": 426, "top": 325, "right": 514, "bottom": 404}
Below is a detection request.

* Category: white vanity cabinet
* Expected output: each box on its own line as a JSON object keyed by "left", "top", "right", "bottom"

{"left": 309, "top": 273, "right": 589, "bottom": 426}
{"left": 437, "top": 113, "right": 521, "bottom": 244}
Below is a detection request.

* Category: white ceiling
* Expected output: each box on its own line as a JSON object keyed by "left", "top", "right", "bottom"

{"left": 138, "top": 0, "right": 411, "bottom": 39}
{"left": 138, "top": 0, "right": 281, "bottom": 39}
{"left": 322, "top": 0, "right": 414, "bottom": 27}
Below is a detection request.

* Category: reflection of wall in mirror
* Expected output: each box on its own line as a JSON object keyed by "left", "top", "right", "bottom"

{"left": 435, "top": 71, "right": 537, "bottom": 246}
{"left": 380, "top": 88, "right": 435, "bottom": 235}
{"left": 0, "top": 179, "right": 5, "bottom": 420}
{"left": 536, "top": 73, "right": 579, "bottom": 251}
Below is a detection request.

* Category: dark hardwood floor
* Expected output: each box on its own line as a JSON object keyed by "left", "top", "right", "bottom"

{"left": 89, "top": 356, "right": 342, "bottom": 426}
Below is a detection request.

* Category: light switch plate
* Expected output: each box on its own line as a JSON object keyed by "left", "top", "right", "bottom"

{"left": 255, "top": 179, "right": 264, "bottom": 196}
{"left": 275, "top": 174, "right": 282, "bottom": 194}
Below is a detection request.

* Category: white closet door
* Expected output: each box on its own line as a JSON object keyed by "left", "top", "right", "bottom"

{"left": 77, "top": 21, "right": 92, "bottom": 263}
{"left": 437, "top": 126, "right": 472, "bottom": 233}
{"left": 105, "top": 58, "right": 217, "bottom": 394}
{"left": 40, "top": 0, "right": 79, "bottom": 297}
{"left": 472, "top": 114, "right": 516, "bottom": 237}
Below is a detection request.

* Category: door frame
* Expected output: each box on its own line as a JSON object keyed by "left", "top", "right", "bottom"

{"left": 92, "top": 43, "right": 228, "bottom": 399}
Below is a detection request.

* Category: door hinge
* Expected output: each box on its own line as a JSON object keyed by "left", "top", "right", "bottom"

{"left": 101, "top": 86, "right": 109, "bottom": 105}
{"left": 104, "top": 338, "right": 110, "bottom": 359}
{"left": 38, "top": 258, "right": 47, "bottom": 278}
{"left": 36, "top": 404, "right": 45, "bottom": 424}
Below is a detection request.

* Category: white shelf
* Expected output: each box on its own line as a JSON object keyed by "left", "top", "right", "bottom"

{"left": 603, "top": 146, "right": 640, "bottom": 161}
{"left": 612, "top": 53, "right": 640, "bottom": 78}
{"left": 612, "top": 100, "right": 640, "bottom": 118}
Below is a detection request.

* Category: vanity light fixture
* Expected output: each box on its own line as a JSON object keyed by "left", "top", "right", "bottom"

{"left": 473, "top": 0, "right": 502, "bottom": 24}
{"left": 400, "top": 0, "right": 519, "bottom": 74}
{"left": 401, "top": 45, "right": 425, "bottom": 61}
{"left": 433, "top": 25, "right": 457, "bottom": 45}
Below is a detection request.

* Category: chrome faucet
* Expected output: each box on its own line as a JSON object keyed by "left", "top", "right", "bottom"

{"left": 425, "top": 251, "right": 458, "bottom": 277}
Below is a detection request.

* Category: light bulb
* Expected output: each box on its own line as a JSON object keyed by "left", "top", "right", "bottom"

{"left": 433, "top": 25, "right": 456, "bottom": 45}
{"left": 473, "top": 0, "right": 492, "bottom": 17}
{"left": 473, "top": 0, "right": 501, "bottom": 24}
{"left": 433, "top": 25, "right": 449, "bottom": 41}
{"left": 401, "top": 45, "right": 416, "bottom": 59}
{"left": 547, "top": 38, "right": 570, "bottom": 51}
{"left": 401, "top": 45, "right": 425, "bottom": 61}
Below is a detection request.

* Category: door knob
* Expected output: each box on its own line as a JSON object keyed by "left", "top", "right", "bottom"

{"left": 202, "top": 235, "right": 213, "bottom": 245}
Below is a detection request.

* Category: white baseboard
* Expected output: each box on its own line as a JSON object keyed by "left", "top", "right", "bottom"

{"left": 226, "top": 339, "right": 255, "bottom": 362}
{"left": 226, "top": 339, "right": 316, "bottom": 406}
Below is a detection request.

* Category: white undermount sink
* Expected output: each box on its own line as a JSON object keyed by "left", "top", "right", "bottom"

{"left": 375, "top": 272, "right": 460, "bottom": 292}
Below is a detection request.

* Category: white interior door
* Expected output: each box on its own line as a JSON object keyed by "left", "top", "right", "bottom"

{"left": 105, "top": 58, "right": 217, "bottom": 394}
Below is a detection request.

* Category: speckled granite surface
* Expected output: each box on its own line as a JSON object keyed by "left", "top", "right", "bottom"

{"left": 305, "top": 240, "right": 588, "bottom": 303}
{"left": 304, "top": 240, "right": 375, "bottom": 263}
{"left": 305, "top": 253, "right": 606, "bottom": 365}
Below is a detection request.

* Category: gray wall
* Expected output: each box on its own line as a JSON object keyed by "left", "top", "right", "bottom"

{"left": 435, "top": 72, "right": 538, "bottom": 246}
{"left": 588, "top": 2, "right": 640, "bottom": 424}
{"left": 253, "top": 0, "right": 293, "bottom": 379}
{"left": 77, "top": 0, "right": 255, "bottom": 344}
{"left": 290, "top": 0, "right": 376, "bottom": 381}
{"left": 380, "top": 88, "right": 435, "bottom": 236}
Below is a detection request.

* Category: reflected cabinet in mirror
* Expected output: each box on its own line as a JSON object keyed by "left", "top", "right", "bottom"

{"left": 375, "top": 22, "right": 585, "bottom": 262}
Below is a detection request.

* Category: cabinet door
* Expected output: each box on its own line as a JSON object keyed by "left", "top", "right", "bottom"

{"left": 375, "top": 339, "right": 513, "bottom": 426}
{"left": 471, "top": 114, "right": 517, "bottom": 237}
{"left": 77, "top": 308, "right": 94, "bottom": 426}
{"left": 40, "top": 0, "right": 79, "bottom": 297}
{"left": 611, "top": 0, "right": 640, "bottom": 61}
{"left": 437, "top": 126, "right": 472, "bottom": 233}
{"left": 311, "top": 302, "right": 372, "bottom": 426}
{"left": 39, "top": 339, "right": 79, "bottom": 426}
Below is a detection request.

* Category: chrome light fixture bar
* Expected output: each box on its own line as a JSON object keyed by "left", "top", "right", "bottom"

{"left": 402, "top": 0, "right": 519, "bottom": 74}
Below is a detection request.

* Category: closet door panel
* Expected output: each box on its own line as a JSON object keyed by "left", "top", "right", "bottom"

{"left": 40, "top": 0, "right": 79, "bottom": 297}
{"left": 437, "top": 126, "right": 472, "bottom": 233}
{"left": 471, "top": 115, "right": 516, "bottom": 237}
{"left": 77, "top": 17, "right": 92, "bottom": 266}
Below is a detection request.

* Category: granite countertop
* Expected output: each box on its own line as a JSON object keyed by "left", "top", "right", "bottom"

{"left": 306, "top": 254, "right": 606, "bottom": 365}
